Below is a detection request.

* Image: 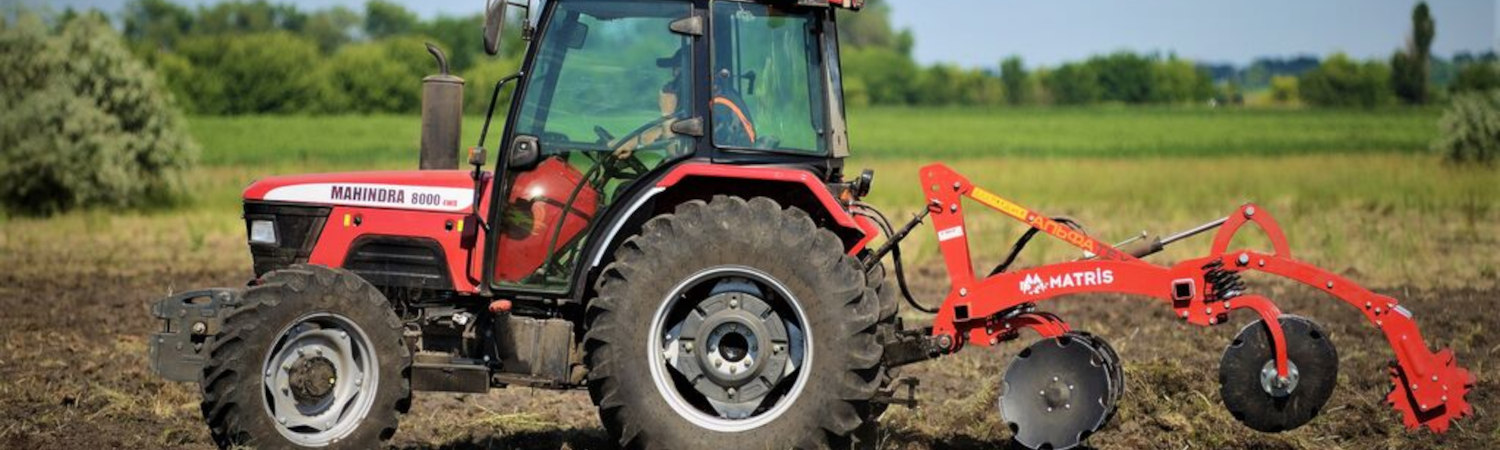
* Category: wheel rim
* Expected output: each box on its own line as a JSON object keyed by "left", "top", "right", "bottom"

{"left": 648, "top": 266, "right": 811, "bottom": 432}
{"left": 261, "top": 313, "right": 379, "bottom": 446}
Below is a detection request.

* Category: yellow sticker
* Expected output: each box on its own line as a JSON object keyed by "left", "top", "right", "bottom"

{"left": 456, "top": 219, "right": 464, "bottom": 233}
{"left": 343, "top": 214, "right": 352, "bottom": 227}
{"left": 971, "top": 187, "right": 1029, "bottom": 220}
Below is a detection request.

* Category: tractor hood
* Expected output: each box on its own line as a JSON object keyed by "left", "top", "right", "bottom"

{"left": 243, "top": 170, "right": 477, "bottom": 213}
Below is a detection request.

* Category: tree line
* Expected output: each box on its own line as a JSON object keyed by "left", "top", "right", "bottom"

{"left": 44, "top": 0, "right": 1500, "bottom": 114}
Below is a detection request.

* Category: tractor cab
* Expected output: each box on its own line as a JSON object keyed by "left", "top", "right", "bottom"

{"left": 475, "top": 0, "right": 858, "bottom": 294}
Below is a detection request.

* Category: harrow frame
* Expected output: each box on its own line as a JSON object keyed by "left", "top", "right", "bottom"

{"left": 912, "top": 163, "right": 1473, "bottom": 432}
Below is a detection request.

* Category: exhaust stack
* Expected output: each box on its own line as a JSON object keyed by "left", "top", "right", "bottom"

{"left": 420, "top": 43, "right": 464, "bottom": 170}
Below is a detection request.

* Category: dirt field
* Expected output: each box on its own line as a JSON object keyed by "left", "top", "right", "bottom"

{"left": 0, "top": 233, "right": 1492, "bottom": 449}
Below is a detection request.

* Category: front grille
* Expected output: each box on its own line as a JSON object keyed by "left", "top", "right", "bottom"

{"left": 244, "top": 202, "right": 331, "bottom": 276}
{"left": 344, "top": 236, "right": 452, "bottom": 291}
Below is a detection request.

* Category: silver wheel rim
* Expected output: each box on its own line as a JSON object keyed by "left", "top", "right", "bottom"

{"left": 261, "top": 313, "right": 379, "bottom": 447}
{"left": 648, "top": 266, "right": 812, "bottom": 433}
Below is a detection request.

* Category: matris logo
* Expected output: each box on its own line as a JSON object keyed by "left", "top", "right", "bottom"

{"left": 1018, "top": 269, "right": 1115, "bottom": 295}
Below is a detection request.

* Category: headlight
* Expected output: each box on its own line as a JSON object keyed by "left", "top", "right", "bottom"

{"left": 249, "top": 219, "right": 278, "bottom": 245}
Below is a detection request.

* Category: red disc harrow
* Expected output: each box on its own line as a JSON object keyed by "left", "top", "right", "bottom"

{"left": 864, "top": 163, "right": 1473, "bottom": 448}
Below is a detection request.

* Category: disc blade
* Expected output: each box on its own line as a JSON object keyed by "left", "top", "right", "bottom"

{"left": 1219, "top": 315, "right": 1338, "bottom": 433}
{"left": 1000, "top": 334, "right": 1114, "bottom": 450}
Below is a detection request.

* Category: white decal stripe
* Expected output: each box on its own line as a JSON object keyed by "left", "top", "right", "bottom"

{"left": 263, "top": 183, "right": 473, "bottom": 212}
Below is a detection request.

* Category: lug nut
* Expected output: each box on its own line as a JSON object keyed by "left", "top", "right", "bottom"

{"left": 1237, "top": 254, "right": 1250, "bottom": 265}
{"left": 729, "top": 299, "right": 739, "bottom": 309}
{"left": 727, "top": 387, "right": 737, "bottom": 398}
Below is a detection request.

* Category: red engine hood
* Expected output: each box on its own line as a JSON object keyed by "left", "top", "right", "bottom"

{"left": 244, "top": 170, "right": 478, "bottom": 213}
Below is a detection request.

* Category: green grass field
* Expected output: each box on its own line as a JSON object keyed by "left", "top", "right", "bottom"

{"left": 187, "top": 106, "right": 1445, "bottom": 166}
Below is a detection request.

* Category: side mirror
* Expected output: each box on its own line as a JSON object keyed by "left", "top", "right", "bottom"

{"left": 483, "top": 0, "right": 508, "bottom": 56}
{"left": 508, "top": 135, "right": 541, "bottom": 170}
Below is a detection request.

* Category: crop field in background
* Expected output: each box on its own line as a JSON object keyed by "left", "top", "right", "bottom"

{"left": 1, "top": 107, "right": 1495, "bottom": 449}
{"left": 187, "top": 106, "right": 1445, "bottom": 166}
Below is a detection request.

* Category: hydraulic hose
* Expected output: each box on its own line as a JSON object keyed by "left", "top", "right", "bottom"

{"left": 851, "top": 203, "right": 939, "bottom": 314}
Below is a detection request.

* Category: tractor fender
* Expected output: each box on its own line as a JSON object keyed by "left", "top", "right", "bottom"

{"left": 583, "top": 162, "right": 878, "bottom": 275}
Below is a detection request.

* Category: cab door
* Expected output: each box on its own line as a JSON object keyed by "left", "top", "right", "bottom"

{"left": 487, "top": 0, "right": 699, "bottom": 293}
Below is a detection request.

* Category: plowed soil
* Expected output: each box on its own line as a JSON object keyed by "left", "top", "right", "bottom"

{"left": 0, "top": 260, "right": 1493, "bottom": 449}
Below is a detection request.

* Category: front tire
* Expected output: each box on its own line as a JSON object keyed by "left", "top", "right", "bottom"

{"left": 198, "top": 265, "right": 411, "bottom": 449}
{"left": 585, "top": 196, "right": 884, "bottom": 449}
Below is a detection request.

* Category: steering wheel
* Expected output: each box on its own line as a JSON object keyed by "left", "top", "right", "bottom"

{"left": 597, "top": 117, "right": 683, "bottom": 175}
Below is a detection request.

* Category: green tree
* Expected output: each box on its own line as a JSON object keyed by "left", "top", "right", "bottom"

{"left": 1451, "top": 62, "right": 1500, "bottom": 93}
{"left": 1150, "top": 57, "right": 1214, "bottom": 103}
{"left": 421, "top": 15, "right": 485, "bottom": 72}
{"left": 1045, "top": 63, "right": 1102, "bottom": 105}
{"left": 1001, "top": 56, "right": 1029, "bottom": 105}
{"left": 1392, "top": 2, "right": 1435, "bottom": 104}
{"left": 124, "top": 0, "right": 194, "bottom": 49}
{"left": 318, "top": 36, "right": 433, "bottom": 114}
{"left": 175, "top": 32, "right": 321, "bottom": 114}
{"left": 0, "top": 13, "right": 198, "bottom": 215}
{"left": 841, "top": 47, "right": 920, "bottom": 105}
{"left": 303, "top": 6, "right": 361, "bottom": 53}
{"left": 364, "top": 0, "right": 418, "bottom": 39}
{"left": 837, "top": 0, "right": 896, "bottom": 49}
{"left": 1299, "top": 54, "right": 1392, "bottom": 108}
{"left": 192, "top": 0, "right": 286, "bottom": 35}
{"left": 1091, "top": 52, "right": 1154, "bottom": 103}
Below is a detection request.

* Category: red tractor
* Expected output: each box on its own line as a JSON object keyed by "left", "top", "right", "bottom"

{"left": 148, "top": 1, "right": 1472, "bottom": 449}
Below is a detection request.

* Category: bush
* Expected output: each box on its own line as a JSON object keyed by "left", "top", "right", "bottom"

{"left": 1299, "top": 53, "right": 1392, "bottom": 108}
{"left": 1270, "top": 75, "right": 1299, "bottom": 104}
{"left": 1432, "top": 90, "right": 1500, "bottom": 166}
{"left": 0, "top": 14, "right": 198, "bottom": 215}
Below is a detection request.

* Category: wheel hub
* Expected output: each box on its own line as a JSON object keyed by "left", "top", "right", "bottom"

{"left": 651, "top": 269, "right": 809, "bottom": 428}
{"left": 288, "top": 356, "right": 338, "bottom": 405}
{"left": 670, "top": 290, "right": 792, "bottom": 412}
{"left": 261, "top": 314, "right": 378, "bottom": 446}
{"left": 1258, "top": 359, "right": 1300, "bottom": 398}
{"left": 1040, "top": 377, "right": 1073, "bottom": 410}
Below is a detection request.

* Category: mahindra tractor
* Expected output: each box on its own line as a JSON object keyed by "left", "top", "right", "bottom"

{"left": 149, "top": 0, "right": 1474, "bottom": 449}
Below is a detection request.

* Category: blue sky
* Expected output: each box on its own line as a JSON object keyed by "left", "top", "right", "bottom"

{"left": 34, "top": 0, "right": 1500, "bottom": 68}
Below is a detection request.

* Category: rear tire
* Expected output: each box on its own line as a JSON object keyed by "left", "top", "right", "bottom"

{"left": 198, "top": 265, "right": 411, "bottom": 449}
{"left": 585, "top": 196, "right": 884, "bottom": 449}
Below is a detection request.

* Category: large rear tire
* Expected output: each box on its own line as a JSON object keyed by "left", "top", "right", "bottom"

{"left": 585, "top": 196, "right": 884, "bottom": 449}
{"left": 198, "top": 265, "right": 411, "bottom": 449}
